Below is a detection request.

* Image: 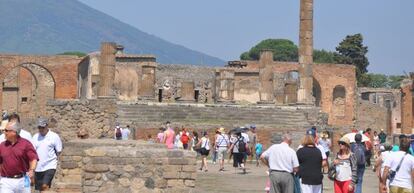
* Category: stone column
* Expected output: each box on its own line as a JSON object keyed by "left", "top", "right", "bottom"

{"left": 98, "top": 42, "right": 117, "bottom": 98}
{"left": 217, "top": 69, "right": 235, "bottom": 103}
{"left": 177, "top": 81, "right": 195, "bottom": 102}
{"left": 297, "top": 0, "right": 315, "bottom": 105}
{"left": 258, "top": 50, "right": 274, "bottom": 104}
{"left": 273, "top": 73, "right": 285, "bottom": 105}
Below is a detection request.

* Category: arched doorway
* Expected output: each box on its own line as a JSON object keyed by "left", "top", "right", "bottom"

{"left": 2, "top": 63, "right": 55, "bottom": 120}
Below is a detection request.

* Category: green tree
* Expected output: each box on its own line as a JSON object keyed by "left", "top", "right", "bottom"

{"left": 387, "top": 75, "right": 405, "bottom": 88}
{"left": 240, "top": 39, "right": 298, "bottom": 62}
{"left": 58, "top": 51, "right": 87, "bottom": 57}
{"left": 313, "top": 49, "right": 336, "bottom": 63}
{"left": 364, "top": 73, "right": 388, "bottom": 88}
{"left": 334, "top": 34, "right": 369, "bottom": 86}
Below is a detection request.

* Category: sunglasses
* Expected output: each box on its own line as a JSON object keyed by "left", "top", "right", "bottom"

{"left": 338, "top": 141, "right": 347, "bottom": 146}
{"left": 4, "top": 129, "right": 14, "bottom": 133}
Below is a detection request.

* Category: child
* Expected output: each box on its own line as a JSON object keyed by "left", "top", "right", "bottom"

{"left": 255, "top": 140, "right": 263, "bottom": 167}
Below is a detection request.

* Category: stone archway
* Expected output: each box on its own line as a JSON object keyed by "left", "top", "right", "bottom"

{"left": 1, "top": 63, "right": 55, "bottom": 120}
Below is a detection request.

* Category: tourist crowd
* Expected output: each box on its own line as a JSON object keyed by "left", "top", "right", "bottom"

{"left": 0, "top": 113, "right": 62, "bottom": 193}
{"left": 155, "top": 120, "right": 414, "bottom": 193}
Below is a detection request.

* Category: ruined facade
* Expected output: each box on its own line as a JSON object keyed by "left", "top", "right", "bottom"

{"left": 357, "top": 87, "right": 402, "bottom": 134}
{"left": 401, "top": 73, "right": 414, "bottom": 134}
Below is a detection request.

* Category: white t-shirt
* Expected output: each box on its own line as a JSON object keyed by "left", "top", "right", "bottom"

{"left": 297, "top": 144, "right": 327, "bottom": 160}
{"left": 384, "top": 151, "right": 414, "bottom": 190}
{"left": 262, "top": 142, "right": 299, "bottom": 173}
{"left": 121, "top": 128, "right": 130, "bottom": 140}
{"left": 215, "top": 134, "right": 229, "bottom": 147}
{"left": 32, "top": 130, "right": 63, "bottom": 172}
{"left": 200, "top": 137, "right": 210, "bottom": 150}
{"left": 0, "top": 129, "right": 33, "bottom": 146}
{"left": 241, "top": 133, "right": 250, "bottom": 143}
{"left": 380, "top": 151, "right": 392, "bottom": 176}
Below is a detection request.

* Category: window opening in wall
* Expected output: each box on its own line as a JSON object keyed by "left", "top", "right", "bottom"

{"left": 361, "top": 93, "right": 370, "bottom": 101}
{"left": 21, "top": 97, "right": 28, "bottom": 103}
{"left": 158, "top": 89, "right": 163, "bottom": 102}
{"left": 397, "top": 123, "right": 402, "bottom": 128}
{"left": 385, "top": 100, "right": 391, "bottom": 110}
{"left": 195, "top": 90, "right": 200, "bottom": 102}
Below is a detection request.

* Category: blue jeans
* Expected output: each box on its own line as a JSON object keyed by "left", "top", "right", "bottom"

{"left": 356, "top": 165, "right": 365, "bottom": 193}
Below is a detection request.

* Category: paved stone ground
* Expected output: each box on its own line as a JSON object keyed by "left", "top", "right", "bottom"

{"left": 194, "top": 161, "right": 379, "bottom": 193}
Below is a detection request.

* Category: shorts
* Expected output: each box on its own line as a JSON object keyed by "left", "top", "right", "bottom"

{"left": 233, "top": 153, "right": 244, "bottom": 167}
{"left": 200, "top": 148, "right": 210, "bottom": 156}
{"left": 217, "top": 147, "right": 227, "bottom": 160}
{"left": 35, "top": 169, "right": 56, "bottom": 190}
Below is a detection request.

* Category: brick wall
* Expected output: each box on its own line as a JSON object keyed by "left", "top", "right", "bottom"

{"left": 401, "top": 80, "right": 414, "bottom": 134}
{"left": 356, "top": 100, "right": 389, "bottom": 132}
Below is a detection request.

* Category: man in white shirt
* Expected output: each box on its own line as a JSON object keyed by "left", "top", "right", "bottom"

{"left": 261, "top": 133, "right": 299, "bottom": 193}
{"left": 122, "top": 125, "right": 131, "bottom": 140}
{"left": 32, "top": 117, "right": 63, "bottom": 192}
{"left": 382, "top": 137, "right": 414, "bottom": 193}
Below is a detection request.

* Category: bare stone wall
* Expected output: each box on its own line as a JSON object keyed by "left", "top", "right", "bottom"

{"left": 46, "top": 99, "right": 117, "bottom": 141}
{"left": 356, "top": 100, "right": 389, "bottom": 132}
{"left": 54, "top": 139, "right": 196, "bottom": 193}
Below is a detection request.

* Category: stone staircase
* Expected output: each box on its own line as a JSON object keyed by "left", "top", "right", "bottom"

{"left": 116, "top": 103, "right": 314, "bottom": 129}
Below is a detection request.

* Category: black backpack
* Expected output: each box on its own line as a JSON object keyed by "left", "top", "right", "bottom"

{"left": 238, "top": 137, "right": 247, "bottom": 153}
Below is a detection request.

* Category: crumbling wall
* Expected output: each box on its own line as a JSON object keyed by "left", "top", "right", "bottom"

{"left": 356, "top": 100, "right": 389, "bottom": 132}
{"left": 46, "top": 99, "right": 117, "bottom": 141}
{"left": 54, "top": 139, "right": 196, "bottom": 193}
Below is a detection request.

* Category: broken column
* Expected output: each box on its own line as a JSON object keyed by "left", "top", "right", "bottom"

{"left": 297, "top": 0, "right": 315, "bottom": 105}
{"left": 216, "top": 69, "right": 235, "bottom": 103}
{"left": 139, "top": 64, "right": 156, "bottom": 100}
{"left": 97, "top": 42, "right": 117, "bottom": 98}
{"left": 258, "top": 50, "right": 275, "bottom": 104}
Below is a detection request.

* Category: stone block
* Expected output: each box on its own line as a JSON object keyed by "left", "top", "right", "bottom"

{"left": 167, "top": 150, "right": 184, "bottom": 158}
{"left": 85, "top": 148, "right": 106, "bottom": 157}
{"left": 123, "top": 165, "right": 135, "bottom": 172}
{"left": 60, "top": 161, "right": 78, "bottom": 169}
{"left": 83, "top": 185, "right": 99, "bottom": 192}
{"left": 163, "top": 165, "right": 182, "bottom": 173}
{"left": 179, "top": 172, "right": 193, "bottom": 179}
{"left": 167, "top": 179, "right": 184, "bottom": 187}
{"left": 84, "top": 172, "right": 95, "bottom": 180}
{"left": 163, "top": 171, "right": 180, "bottom": 179}
{"left": 181, "top": 165, "right": 196, "bottom": 172}
{"left": 118, "top": 178, "right": 130, "bottom": 187}
{"left": 61, "top": 174, "right": 81, "bottom": 183}
{"left": 168, "top": 158, "right": 189, "bottom": 165}
{"left": 184, "top": 180, "right": 195, "bottom": 187}
{"left": 90, "top": 157, "right": 113, "bottom": 164}
{"left": 84, "top": 164, "right": 109, "bottom": 173}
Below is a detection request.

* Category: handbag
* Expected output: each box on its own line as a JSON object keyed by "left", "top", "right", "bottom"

{"left": 327, "top": 165, "right": 336, "bottom": 181}
{"left": 388, "top": 153, "right": 407, "bottom": 183}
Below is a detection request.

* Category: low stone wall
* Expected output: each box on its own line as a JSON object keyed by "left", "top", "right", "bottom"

{"left": 46, "top": 99, "right": 117, "bottom": 141}
{"left": 54, "top": 139, "right": 196, "bottom": 193}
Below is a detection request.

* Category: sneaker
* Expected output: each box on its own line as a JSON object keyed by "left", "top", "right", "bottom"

{"left": 242, "top": 168, "right": 246, "bottom": 174}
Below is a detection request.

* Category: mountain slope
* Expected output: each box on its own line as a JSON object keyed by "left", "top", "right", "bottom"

{"left": 0, "top": 0, "right": 225, "bottom": 66}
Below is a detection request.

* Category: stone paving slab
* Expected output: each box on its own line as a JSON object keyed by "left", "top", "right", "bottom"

{"left": 194, "top": 162, "right": 379, "bottom": 193}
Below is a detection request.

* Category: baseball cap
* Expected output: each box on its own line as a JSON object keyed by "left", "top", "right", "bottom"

{"left": 37, "top": 118, "right": 48, "bottom": 127}
{"left": 306, "top": 128, "right": 316, "bottom": 138}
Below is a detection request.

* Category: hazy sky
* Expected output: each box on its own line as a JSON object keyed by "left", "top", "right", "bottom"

{"left": 78, "top": 0, "right": 413, "bottom": 75}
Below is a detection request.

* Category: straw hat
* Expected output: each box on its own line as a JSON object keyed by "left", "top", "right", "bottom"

{"left": 0, "top": 120, "right": 8, "bottom": 130}
{"left": 339, "top": 136, "right": 350, "bottom": 146}
{"left": 218, "top": 127, "right": 225, "bottom": 133}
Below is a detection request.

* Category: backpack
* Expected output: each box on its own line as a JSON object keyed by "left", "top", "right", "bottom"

{"left": 115, "top": 127, "right": 122, "bottom": 139}
{"left": 180, "top": 132, "right": 189, "bottom": 144}
{"left": 353, "top": 143, "right": 366, "bottom": 165}
{"left": 238, "top": 137, "right": 247, "bottom": 153}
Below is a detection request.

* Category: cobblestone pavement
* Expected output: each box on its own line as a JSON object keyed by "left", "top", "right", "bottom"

{"left": 194, "top": 161, "right": 379, "bottom": 193}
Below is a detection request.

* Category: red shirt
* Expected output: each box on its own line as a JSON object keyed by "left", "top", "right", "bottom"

{"left": 0, "top": 137, "right": 38, "bottom": 177}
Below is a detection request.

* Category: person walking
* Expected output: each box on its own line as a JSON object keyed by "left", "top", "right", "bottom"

{"left": 32, "top": 118, "right": 63, "bottom": 192}
{"left": 229, "top": 131, "right": 248, "bottom": 174}
{"left": 379, "top": 129, "right": 387, "bottom": 144}
{"left": 260, "top": 133, "right": 299, "bottom": 193}
{"left": 163, "top": 122, "right": 175, "bottom": 149}
{"left": 197, "top": 131, "right": 210, "bottom": 172}
{"left": 0, "top": 113, "right": 33, "bottom": 144}
{"left": 247, "top": 125, "right": 257, "bottom": 163}
{"left": 191, "top": 131, "right": 199, "bottom": 152}
{"left": 351, "top": 134, "right": 366, "bottom": 193}
{"left": 255, "top": 139, "right": 263, "bottom": 167}
{"left": 375, "top": 143, "right": 392, "bottom": 193}
{"left": 364, "top": 128, "right": 373, "bottom": 167}
{"left": 0, "top": 121, "right": 38, "bottom": 193}
{"left": 333, "top": 136, "right": 357, "bottom": 193}
{"left": 297, "top": 135, "right": 323, "bottom": 193}
{"left": 121, "top": 125, "right": 131, "bottom": 140}
{"left": 157, "top": 127, "right": 165, "bottom": 143}
{"left": 215, "top": 127, "right": 229, "bottom": 172}
{"left": 381, "top": 137, "right": 414, "bottom": 193}
{"left": 211, "top": 129, "right": 220, "bottom": 164}
{"left": 179, "top": 128, "right": 190, "bottom": 150}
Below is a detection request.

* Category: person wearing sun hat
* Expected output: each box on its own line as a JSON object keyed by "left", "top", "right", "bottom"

{"left": 215, "top": 127, "right": 229, "bottom": 172}
{"left": 332, "top": 136, "right": 358, "bottom": 193}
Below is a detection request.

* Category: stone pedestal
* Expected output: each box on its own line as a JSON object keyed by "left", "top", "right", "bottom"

{"left": 177, "top": 81, "right": 195, "bottom": 102}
